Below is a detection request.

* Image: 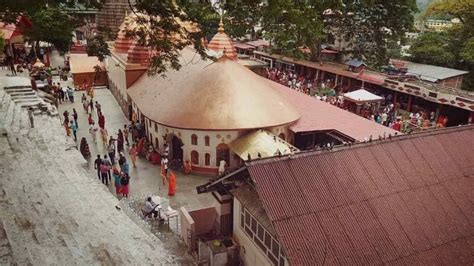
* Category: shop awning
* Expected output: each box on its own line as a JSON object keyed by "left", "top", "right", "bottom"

{"left": 229, "top": 130, "right": 299, "bottom": 160}
{"left": 343, "top": 89, "right": 383, "bottom": 104}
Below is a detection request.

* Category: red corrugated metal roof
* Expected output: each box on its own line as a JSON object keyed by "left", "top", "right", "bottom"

{"left": 270, "top": 81, "right": 399, "bottom": 141}
{"left": 246, "top": 126, "right": 474, "bottom": 265}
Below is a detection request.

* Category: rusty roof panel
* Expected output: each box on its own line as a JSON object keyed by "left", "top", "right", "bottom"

{"left": 335, "top": 205, "right": 382, "bottom": 265}
{"left": 246, "top": 126, "right": 474, "bottom": 265}
{"left": 370, "top": 196, "right": 415, "bottom": 257}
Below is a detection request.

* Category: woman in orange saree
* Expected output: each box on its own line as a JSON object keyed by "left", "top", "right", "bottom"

{"left": 168, "top": 171, "right": 176, "bottom": 196}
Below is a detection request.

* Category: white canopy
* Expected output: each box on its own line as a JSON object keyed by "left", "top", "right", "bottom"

{"left": 343, "top": 89, "right": 383, "bottom": 104}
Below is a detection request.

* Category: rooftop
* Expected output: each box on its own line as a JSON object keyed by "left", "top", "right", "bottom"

{"left": 127, "top": 48, "right": 300, "bottom": 130}
{"left": 245, "top": 125, "right": 474, "bottom": 265}
{"left": 69, "top": 54, "right": 104, "bottom": 74}
{"left": 272, "top": 82, "right": 398, "bottom": 141}
{"left": 402, "top": 60, "right": 469, "bottom": 82}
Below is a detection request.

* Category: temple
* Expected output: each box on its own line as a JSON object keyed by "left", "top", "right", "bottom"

{"left": 106, "top": 13, "right": 396, "bottom": 174}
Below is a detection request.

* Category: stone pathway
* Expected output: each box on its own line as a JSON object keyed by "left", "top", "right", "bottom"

{"left": 0, "top": 83, "right": 179, "bottom": 264}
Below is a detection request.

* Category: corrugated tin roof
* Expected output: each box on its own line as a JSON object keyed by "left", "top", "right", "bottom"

{"left": 246, "top": 126, "right": 474, "bottom": 265}
{"left": 406, "top": 62, "right": 468, "bottom": 82}
{"left": 346, "top": 59, "right": 366, "bottom": 67}
{"left": 272, "top": 83, "right": 399, "bottom": 140}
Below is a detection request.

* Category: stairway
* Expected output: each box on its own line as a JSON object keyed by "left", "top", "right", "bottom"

{"left": 0, "top": 87, "right": 175, "bottom": 264}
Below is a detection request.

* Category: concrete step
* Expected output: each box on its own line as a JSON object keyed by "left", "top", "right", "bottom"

{"left": 10, "top": 95, "right": 38, "bottom": 101}
{"left": 8, "top": 91, "right": 36, "bottom": 97}
{"left": 4, "top": 86, "right": 32, "bottom": 91}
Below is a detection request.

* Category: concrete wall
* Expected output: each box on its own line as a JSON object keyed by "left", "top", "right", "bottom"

{"left": 441, "top": 75, "right": 463, "bottom": 89}
{"left": 232, "top": 200, "right": 272, "bottom": 266}
{"left": 180, "top": 207, "right": 195, "bottom": 248}
{"left": 189, "top": 207, "right": 217, "bottom": 236}
{"left": 106, "top": 55, "right": 127, "bottom": 103}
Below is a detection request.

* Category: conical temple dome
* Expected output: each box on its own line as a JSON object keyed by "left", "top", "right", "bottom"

{"left": 207, "top": 21, "right": 237, "bottom": 60}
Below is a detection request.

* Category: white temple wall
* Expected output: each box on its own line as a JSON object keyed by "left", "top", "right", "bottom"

{"left": 106, "top": 55, "right": 128, "bottom": 103}
{"left": 142, "top": 118, "right": 242, "bottom": 170}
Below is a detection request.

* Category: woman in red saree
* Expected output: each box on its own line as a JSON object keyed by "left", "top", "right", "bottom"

{"left": 136, "top": 137, "right": 145, "bottom": 154}
{"left": 168, "top": 171, "right": 176, "bottom": 196}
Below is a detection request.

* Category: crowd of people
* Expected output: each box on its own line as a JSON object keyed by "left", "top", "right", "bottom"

{"left": 60, "top": 88, "right": 178, "bottom": 199}
{"left": 265, "top": 67, "right": 446, "bottom": 133}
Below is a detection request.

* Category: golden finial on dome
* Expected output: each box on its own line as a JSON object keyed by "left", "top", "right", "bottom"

{"left": 218, "top": 17, "right": 224, "bottom": 33}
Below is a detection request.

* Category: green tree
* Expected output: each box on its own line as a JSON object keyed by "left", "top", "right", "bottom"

{"left": 262, "top": 0, "right": 340, "bottom": 60}
{"left": 330, "top": 0, "right": 417, "bottom": 68}
{"left": 411, "top": 0, "right": 474, "bottom": 91}
{"left": 23, "top": 7, "right": 78, "bottom": 54}
{"left": 460, "top": 37, "right": 474, "bottom": 65}
{"left": 86, "top": 35, "right": 111, "bottom": 62}
{"left": 409, "top": 31, "right": 456, "bottom": 66}
{"left": 0, "top": 33, "right": 4, "bottom": 55}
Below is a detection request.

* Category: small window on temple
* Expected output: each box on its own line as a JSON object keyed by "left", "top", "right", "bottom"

{"left": 191, "top": 134, "right": 198, "bottom": 145}
{"left": 205, "top": 135, "right": 210, "bottom": 146}
{"left": 191, "top": 150, "right": 199, "bottom": 164}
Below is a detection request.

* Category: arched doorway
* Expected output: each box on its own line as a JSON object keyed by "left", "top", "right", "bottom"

{"left": 216, "top": 143, "right": 230, "bottom": 167}
{"left": 168, "top": 134, "right": 183, "bottom": 162}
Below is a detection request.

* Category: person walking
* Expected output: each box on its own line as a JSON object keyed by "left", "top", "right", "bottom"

{"left": 100, "top": 127, "right": 108, "bottom": 145}
{"left": 117, "top": 129, "right": 124, "bottom": 153}
{"left": 103, "top": 154, "right": 112, "bottom": 182}
{"left": 65, "top": 120, "right": 71, "bottom": 137}
{"left": 94, "top": 155, "right": 102, "bottom": 180}
{"left": 95, "top": 101, "right": 102, "bottom": 115}
{"left": 108, "top": 139, "right": 116, "bottom": 165}
{"left": 121, "top": 160, "right": 130, "bottom": 175}
{"left": 67, "top": 87, "right": 74, "bottom": 103}
{"left": 72, "top": 108, "right": 78, "bottom": 128}
{"left": 28, "top": 107, "right": 34, "bottom": 128}
{"left": 70, "top": 121, "right": 77, "bottom": 141}
{"left": 129, "top": 144, "right": 137, "bottom": 168}
{"left": 98, "top": 112, "right": 105, "bottom": 129}
{"left": 100, "top": 161, "right": 110, "bottom": 186}
{"left": 168, "top": 170, "right": 176, "bottom": 196}
{"left": 118, "top": 152, "right": 126, "bottom": 168}
{"left": 120, "top": 172, "right": 130, "bottom": 197}
{"left": 89, "top": 122, "right": 98, "bottom": 143}
{"left": 81, "top": 93, "right": 87, "bottom": 104}
{"left": 123, "top": 124, "right": 130, "bottom": 146}
{"left": 83, "top": 98, "right": 89, "bottom": 113}
{"left": 63, "top": 110, "right": 69, "bottom": 125}
{"left": 8, "top": 57, "right": 16, "bottom": 76}
{"left": 58, "top": 87, "right": 64, "bottom": 104}
{"left": 89, "top": 99, "right": 94, "bottom": 113}
{"left": 113, "top": 167, "right": 122, "bottom": 195}
{"left": 88, "top": 113, "right": 94, "bottom": 125}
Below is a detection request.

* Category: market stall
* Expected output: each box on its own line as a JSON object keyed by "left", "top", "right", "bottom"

{"left": 343, "top": 88, "right": 384, "bottom": 115}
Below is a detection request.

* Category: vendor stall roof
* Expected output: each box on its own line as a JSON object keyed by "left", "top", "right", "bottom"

{"left": 343, "top": 89, "right": 384, "bottom": 103}
{"left": 69, "top": 54, "right": 104, "bottom": 74}
{"left": 229, "top": 130, "right": 299, "bottom": 160}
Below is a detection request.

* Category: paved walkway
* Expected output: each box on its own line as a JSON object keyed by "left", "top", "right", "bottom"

{"left": 57, "top": 85, "right": 215, "bottom": 212}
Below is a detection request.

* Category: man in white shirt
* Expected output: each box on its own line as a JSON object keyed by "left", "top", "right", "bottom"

{"left": 218, "top": 160, "right": 227, "bottom": 176}
{"left": 143, "top": 197, "right": 158, "bottom": 218}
